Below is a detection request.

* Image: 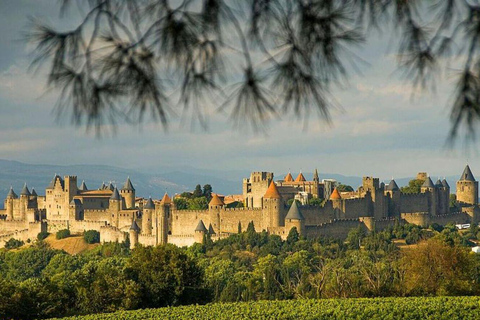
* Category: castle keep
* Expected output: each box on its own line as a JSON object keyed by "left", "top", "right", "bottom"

{"left": 0, "top": 166, "right": 477, "bottom": 248}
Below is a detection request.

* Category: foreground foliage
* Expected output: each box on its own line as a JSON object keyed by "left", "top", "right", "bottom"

{"left": 1, "top": 223, "right": 480, "bottom": 319}
{"left": 51, "top": 296, "right": 480, "bottom": 320}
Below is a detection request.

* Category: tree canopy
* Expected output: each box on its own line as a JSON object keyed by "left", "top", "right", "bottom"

{"left": 26, "top": 0, "right": 480, "bottom": 140}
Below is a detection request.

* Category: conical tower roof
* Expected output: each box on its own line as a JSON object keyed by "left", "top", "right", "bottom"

{"left": 122, "top": 177, "right": 135, "bottom": 191}
{"left": 20, "top": 183, "right": 30, "bottom": 196}
{"left": 295, "top": 172, "right": 306, "bottom": 182}
{"left": 47, "top": 174, "right": 62, "bottom": 189}
{"left": 208, "top": 223, "right": 216, "bottom": 235}
{"left": 264, "top": 181, "right": 281, "bottom": 199}
{"left": 130, "top": 220, "right": 140, "bottom": 232}
{"left": 195, "top": 220, "right": 207, "bottom": 232}
{"left": 460, "top": 165, "right": 475, "bottom": 181}
{"left": 79, "top": 180, "right": 88, "bottom": 191}
{"left": 144, "top": 197, "right": 155, "bottom": 209}
{"left": 285, "top": 201, "right": 304, "bottom": 220}
{"left": 161, "top": 193, "right": 171, "bottom": 204}
{"left": 442, "top": 179, "right": 450, "bottom": 188}
{"left": 422, "top": 177, "right": 435, "bottom": 188}
{"left": 31, "top": 188, "right": 37, "bottom": 197}
{"left": 209, "top": 193, "right": 224, "bottom": 206}
{"left": 107, "top": 182, "right": 114, "bottom": 191}
{"left": 99, "top": 182, "right": 106, "bottom": 190}
{"left": 386, "top": 179, "right": 399, "bottom": 191}
{"left": 110, "top": 187, "right": 121, "bottom": 200}
{"left": 7, "top": 187, "right": 17, "bottom": 199}
{"left": 435, "top": 179, "right": 443, "bottom": 188}
{"left": 330, "top": 188, "right": 341, "bottom": 200}
{"left": 284, "top": 172, "right": 293, "bottom": 182}
{"left": 313, "top": 168, "right": 319, "bottom": 180}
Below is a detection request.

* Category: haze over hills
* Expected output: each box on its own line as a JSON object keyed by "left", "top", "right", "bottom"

{"left": 0, "top": 159, "right": 461, "bottom": 203}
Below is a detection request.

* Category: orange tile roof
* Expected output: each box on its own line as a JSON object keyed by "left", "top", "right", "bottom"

{"left": 161, "top": 193, "right": 171, "bottom": 204}
{"left": 264, "top": 181, "right": 281, "bottom": 199}
{"left": 284, "top": 172, "right": 293, "bottom": 182}
{"left": 330, "top": 188, "right": 341, "bottom": 200}
{"left": 295, "top": 172, "right": 306, "bottom": 182}
{"left": 209, "top": 193, "right": 225, "bottom": 206}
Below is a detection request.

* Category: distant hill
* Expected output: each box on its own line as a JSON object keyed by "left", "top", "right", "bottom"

{"left": 0, "top": 159, "right": 461, "bottom": 206}
{"left": 0, "top": 159, "right": 242, "bottom": 201}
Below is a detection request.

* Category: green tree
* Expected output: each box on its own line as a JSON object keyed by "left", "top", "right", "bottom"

{"left": 203, "top": 184, "right": 213, "bottom": 201}
{"left": 400, "top": 179, "right": 425, "bottom": 194}
{"left": 4, "top": 238, "right": 24, "bottom": 250}
{"left": 336, "top": 184, "right": 354, "bottom": 192}
{"left": 174, "top": 197, "right": 188, "bottom": 210}
{"left": 308, "top": 198, "right": 324, "bottom": 206}
{"left": 56, "top": 229, "right": 70, "bottom": 240}
{"left": 84, "top": 230, "right": 100, "bottom": 244}
{"left": 127, "top": 244, "right": 206, "bottom": 308}
{"left": 346, "top": 226, "right": 366, "bottom": 250}
{"left": 286, "top": 227, "right": 300, "bottom": 245}
{"left": 193, "top": 184, "right": 203, "bottom": 198}
{"left": 188, "top": 196, "right": 209, "bottom": 210}
{"left": 450, "top": 194, "right": 458, "bottom": 209}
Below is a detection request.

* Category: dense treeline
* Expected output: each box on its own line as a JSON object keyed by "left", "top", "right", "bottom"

{"left": 1, "top": 222, "right": 480, "bottom": 319}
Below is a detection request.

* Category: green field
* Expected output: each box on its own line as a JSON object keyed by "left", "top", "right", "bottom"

{"left": 53, "top": 296, "right": 480, "bottom": 320}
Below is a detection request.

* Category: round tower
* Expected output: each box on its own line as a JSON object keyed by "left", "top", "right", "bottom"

{"left": 20, "top": 183, "right": 31, "bottom": 220}
{"left": 120, "top": 177, "right": 136, "bottom": 209}
{"left": 109, "top": 187, "right": 122, "bottom": 227}
{"left": 129, "top": 219, "right": 140, "bottom": 249}
{"left": 284, "top": 200, "right": 305, "bottom": 236}
{"left": 263, "top": 181, "right": 283, "bottom": 230}
{"left": 209, "top": 194, "right": 224, "bottom": 235}
{"left": 142, "top": 197, "right": 154, "bottom": 235}
{"left": 158, "top": 193, "right": 171, "bottom": 245}
{"left": 421, "top": 177, "right": 438, "bottom": 215}
{"left": 330, "top": 187, "right": 343, "bottom": 219}
{"left": 5, "top": 187, "right": 17, "bottom": 221}
{"left": 385, "top": 179, "right": 400, "bottom": 217}
{"left": 456, "top": 165, "right": 478, "bottom": 206}
{"left": 194, "top": 220, "right": 208, "bottom": 244}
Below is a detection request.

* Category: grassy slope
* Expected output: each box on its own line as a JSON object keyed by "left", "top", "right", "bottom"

{"left": 52, "top": 296, "right": 480, "bottom": 320}
{"left": 44, "top": 234, "right": 99, "bottom": 255}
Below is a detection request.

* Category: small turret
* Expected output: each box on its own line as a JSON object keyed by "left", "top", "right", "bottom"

{"left": 421, "top": 177, "right": 435, "bottom": 192}
{"left": 263, "top": 181, "right": 283, "bottom": 229}
{"left": 109, "top": 187, "right": 122, "bottom": 227}
{"left": 120, "top": 177, "right": 136, "bottom": 209}
{"left": 295, "top": 172, "right": 306, "bottom": 182}
{"left": 457, "top": 165, "right": 478, "bottom": 206}
{"left": 386, "top": 179, "right": 399, "bottom": 191}
{"left": 313, "top": 168, "right": 319, "bottom": 182}
{"left": 5, "top": 187, "right": 16, "bottom": 221}
{"left": 208, "top": 223, "right": 216, "bottom": 235}
{"left": 79, "top": 180, "right": 88, "bottom": 191}
{"left": 194, "top": 220, "right": 208, "bottom": 243}
{"left": 31, "top": 188, "right": 38, "bottom": 197}
{"left": 20, "top": 183, "right": 31, "bottom": 197}
{"left": 157, "top": 193, "right": 171, "bottom": 245}
{"left": 6, "top": 187, "right": 17, "bottom": 199}
{"left": 142, "top": 197, "right": 154, "bottom": 236}
{"left": 435, "top": 179, "right": 443, "bottom": 188}
{"left": 129, "top": 220, "right": 140, "bottom": 249}
{"left": 285, "top": 200, "right": 305, "bottom": 236}
{"left": 284, "top": 172, "right": 293, "bottom": 182}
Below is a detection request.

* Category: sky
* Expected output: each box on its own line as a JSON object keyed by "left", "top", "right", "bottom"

{"left": 0, "top": 1, "right": 476, "bottom": 182}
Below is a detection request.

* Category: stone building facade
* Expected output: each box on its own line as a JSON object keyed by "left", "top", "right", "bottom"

{"left": 0, "top": 166, "right": 477, "bottom": 248}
